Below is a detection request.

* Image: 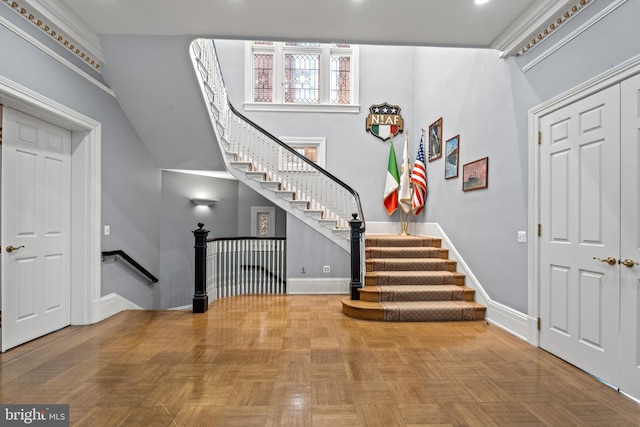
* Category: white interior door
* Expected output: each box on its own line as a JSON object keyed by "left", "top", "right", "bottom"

{"left": 1, "top": 107, "right": 71, "bottom": 352}
{"left": 539, "top": 85, "right": 621, "bottom": 385}
{"left": 619, "top": 74, "right": 640, "bottom": 400}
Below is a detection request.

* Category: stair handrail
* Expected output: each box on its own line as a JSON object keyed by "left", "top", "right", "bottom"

{"left": 102, "top": 250, "right": 158, "bottom": 284}
{"left": 190, "top": 38, "right": 366, "bottom": 233}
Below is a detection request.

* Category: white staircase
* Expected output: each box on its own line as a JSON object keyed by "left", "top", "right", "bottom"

{"left": 189, "top": 39, "right": 364, "bottom": 252}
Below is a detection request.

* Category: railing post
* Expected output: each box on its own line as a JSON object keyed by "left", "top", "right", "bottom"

{"left": 193, "top": 223, "right": 210, "bottom": 313}
{"left": 349, "top": 213, "right": 363, "bottom": 300}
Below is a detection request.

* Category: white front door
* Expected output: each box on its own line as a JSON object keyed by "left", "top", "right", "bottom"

{"left": 539, "top": 85, "right": 622, "bottom": 385}
{"left": 1, "top": 107, "right": 71, "bottom": 352}
{"left": 619, "top": 74, "right": 640, "bottom": 400}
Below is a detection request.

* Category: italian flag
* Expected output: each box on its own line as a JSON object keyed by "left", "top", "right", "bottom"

{"left": 383, "top": 140, "right": 400, "bottom": 215}
{"left": 372, "top": 125, "right": 399, "bottom": 140}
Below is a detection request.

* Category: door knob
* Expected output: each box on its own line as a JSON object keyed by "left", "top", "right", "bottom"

{"left": 5, "top": 245, "right": 25, "bottom": 253}
{"left": 593, "top": 256, "right": 617, "bottom": 266}
{"left": 619, "top": 258, "right": 639, "bottom": 268}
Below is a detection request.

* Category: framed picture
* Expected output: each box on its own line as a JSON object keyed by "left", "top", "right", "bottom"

{"left": 428, "top": 117, "right": 442, "bottom": 161}
{"left": 462, "top": 157, "right": 488, "bottom": 191}
{"left": 444, "top": 135, "right": 459, "bottom": 179}
{"left": 250, "top": 206, "right": 275, "bottom": 237}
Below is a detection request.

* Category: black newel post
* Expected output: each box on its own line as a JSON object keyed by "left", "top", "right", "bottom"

{"left": 349, "top": 213, "right": 363, "bottom": 300}
{"left": 192, "top": 223, "right": 209, "bottom": 313}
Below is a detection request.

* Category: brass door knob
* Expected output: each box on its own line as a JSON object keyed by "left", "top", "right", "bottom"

{"left": 5, "top": 245, "right": 25, "bottom": 253}
{"left": 593, "top": 256, "right": 617, "bottom": 266}
{"left": 619, "top": 259, "right": 639, "bottom": 268}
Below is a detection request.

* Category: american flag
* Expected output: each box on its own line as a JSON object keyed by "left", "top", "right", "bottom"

{"left": 411, "top": 136, "right": 427, "bottom": 215}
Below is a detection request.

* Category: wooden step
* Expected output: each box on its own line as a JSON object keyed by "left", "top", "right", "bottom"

{"left": 342, "top": 297, "right": 485, "bottom": 322}
{"left": 365, "top": 271, "right": 465, "bottom": 286}
{"left": 358, "top": 284, "right": 476, "bottom": 302}
{"left": 366, "top": 235, "right": 441, "bottom": 248}
{"left": 365, "top": 247, "right": 449, "bottom": 259}
{"left": 366, "top": 258, "right": 456, "bottom": 272}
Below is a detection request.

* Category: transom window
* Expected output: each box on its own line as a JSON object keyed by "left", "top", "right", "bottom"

{"left": 245, "top": 41, "right": 359, "bottom": 113}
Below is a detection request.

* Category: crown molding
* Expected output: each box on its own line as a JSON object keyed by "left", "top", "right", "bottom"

{"left": 491, "top": 0, "right": 591, "bottom": 57}
{"left": 1, "top": 0, "right": 104, "bottom": 69}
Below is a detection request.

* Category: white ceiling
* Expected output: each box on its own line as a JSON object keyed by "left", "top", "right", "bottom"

{"left": 45, "top": 0, "right": 578, "bottom": 55}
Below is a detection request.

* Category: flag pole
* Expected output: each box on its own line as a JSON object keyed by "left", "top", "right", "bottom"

{"left": 399, "top": 131, "right": 412, "bottom": 236}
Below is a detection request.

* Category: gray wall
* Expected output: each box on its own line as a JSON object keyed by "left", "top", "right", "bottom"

{"left": 214, "top": 0, "right": 640, "bottom": 313}
{"left": 159, "top": 171, "right": 239, "bottom": 309}
{"left": 0, "top": 6, "right": 163, "bottom": 309}
{"left": 5, "top": 0, "right": 640, "bottom": 313}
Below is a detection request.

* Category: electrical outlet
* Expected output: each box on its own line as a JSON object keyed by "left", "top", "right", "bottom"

{"left": 323, "top": 265, "right": 330, "bottom": 273}
{"left": 517, "top": 231, "right": 526, "bottom": 243}
{"left": 104, "top": 225, "right": 110, "bottom": 236}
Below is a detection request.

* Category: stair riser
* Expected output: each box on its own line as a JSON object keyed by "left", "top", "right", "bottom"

{"left": 366, "top": 260, "right": 456, "bottom": 272}
{"left": 366, "top": 237, "right": 441, "bottom": 248}
{"left": 365, "top": 274, "right": 465, "bottom": 286}
{"left": 359, "top": 288, "right": 475, "bottom": 303}
{"left": 365, "top": 248, "right": 449, "bottom": 259}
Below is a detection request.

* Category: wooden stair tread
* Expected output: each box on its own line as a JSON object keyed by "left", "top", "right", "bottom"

{"left": 366, "top": 235, "right": 441, "bottom": 248}
{"left": 359, "top": 285, "right": 476, "bottom": 302}
{"left": 343, "top": 234, "right": 485, "bottom": 323}
{"left": 365, "top": 271, "right": 466, "bottom": 286}
{"left": 366, "top": 247, "right": 449, "bottom": 259}
{"left": 342, "top": 297, "right": 485, "bottom": 322}
{"left": 366, "top": 258, "right": 456, "bottom": 272}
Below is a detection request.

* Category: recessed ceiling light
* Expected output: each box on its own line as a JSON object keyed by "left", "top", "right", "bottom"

{"left": 475, "top": 0, "right": 490, "bottom": 4}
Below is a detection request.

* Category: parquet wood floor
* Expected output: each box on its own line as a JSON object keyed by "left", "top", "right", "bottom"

{"left": 1, "top": 294, "right": 639, "bottom": 426}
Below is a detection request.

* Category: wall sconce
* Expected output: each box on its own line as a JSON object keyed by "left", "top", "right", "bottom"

{"left": 191, "top": 198, "right": 219, "bottom": 206}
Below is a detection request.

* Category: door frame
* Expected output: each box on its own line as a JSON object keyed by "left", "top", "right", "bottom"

{"left": 1, "top": 76, "right": 102, "bottom": 326}
{"left": 528, "top": 54, "right": 640, "bottom": 346}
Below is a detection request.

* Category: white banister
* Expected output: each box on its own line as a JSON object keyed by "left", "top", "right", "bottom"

{"left": 189, "top": 39, "right": 365, "bottom": 245}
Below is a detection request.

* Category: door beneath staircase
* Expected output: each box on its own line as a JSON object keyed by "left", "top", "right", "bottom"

{"left": 1, "top": 106, "right": 71, "bottom": 352}
{"left": 537, "top": 73, "right": 640, "bottom": 401}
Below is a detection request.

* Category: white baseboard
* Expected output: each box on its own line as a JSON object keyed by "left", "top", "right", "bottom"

{"left": 287, "top": 278, "right": 350, "bottom": 294}
{"left": 99, "top": 293, "right": 143, "bottom": 322}
{"left": 366, "top": 221, "right": 534, "bottom": 343}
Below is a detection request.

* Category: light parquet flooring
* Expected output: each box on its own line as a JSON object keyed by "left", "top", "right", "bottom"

{"left": 1, "top": 294, "right": 639, "bottom": 426}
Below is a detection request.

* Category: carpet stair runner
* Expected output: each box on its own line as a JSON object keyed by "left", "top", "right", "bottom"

{"left": 342, "top": 234, "right": 486, "bottom": 322}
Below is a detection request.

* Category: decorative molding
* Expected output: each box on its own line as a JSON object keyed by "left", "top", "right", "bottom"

{"left": 521, "top": 0, "right": 628, "bottom": 73}
{"left": 518, "top": 0, "right": 593, "bottom": 56}
{"left": 0, "top": 15, "right": 114, "bottom": 97}
{"left": 492, "top": 0, "right": 593, "bottom": 57}
{"left": 1, "top": 0, "right": 103, "bottom": 70}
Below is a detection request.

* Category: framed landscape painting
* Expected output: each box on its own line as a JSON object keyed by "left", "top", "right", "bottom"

{"left": 444, "top": 135, "right": 459, "bottom": 179}
{"left": 462, "top": 157, "right": 488, "bottom": 191}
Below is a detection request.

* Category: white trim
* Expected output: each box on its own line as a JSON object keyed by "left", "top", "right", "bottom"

{"left": 528, "top": 48, "right": 640, "bottom": 352}
{"left": 244, "top": 102, "right": 360, "bottom": 114}
{"left": 366, "top": 221, "right": 533, "bottom": 342}
{"left": 19, "top": 0, "right": 104, "bottom": 64}
{"left": 0, "top": 75, "right": 102, "bottom": 326}
{"left": 250, "top": 206, "right": 276, "bottom": 237}
{"left": 99, "top": 293, "right": 142, "bottom": 320}
{"left": 287, "top": 277, "right": 349, "bottom": 294}
{"left": 522, "top": 0, "right": 628, "bottom": 72}
{"left": 0, "top": 15, "right": 114, "bottom": 97}
{"left": 243, "top": 41, "right": 360, "bottom": 113}
{"left": 492, "top": 0, "right": 575, "bottom": 56}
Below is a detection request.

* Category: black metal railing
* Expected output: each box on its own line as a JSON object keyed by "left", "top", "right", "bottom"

{"left": 101, "top": 250, "right": 158, "bottom": 283}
